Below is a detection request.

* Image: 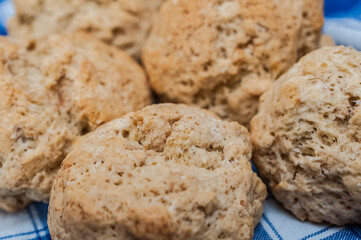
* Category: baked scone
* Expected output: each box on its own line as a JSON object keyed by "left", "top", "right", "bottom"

{"left": 143, "top": 0, "right": 324, "bottom": 127}
{"left": 48, "top": 104, "right": 266, "bottom": 240}
{"left": 0, "top": 33, "right": 151, "bottom": 211}
{"left": 8, "top": 0, "right": 165, "bottom": 59}
{"left": 251, "top": 46, "right": 361, "bottom": 225}
{"left": 320, "top": 34, "right": 335, "bottom": 47}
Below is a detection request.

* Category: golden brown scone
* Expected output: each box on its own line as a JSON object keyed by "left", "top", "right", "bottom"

{"left": 321, "top": 34, "right": 335, "bottom": 47}
{"left": 251, "top": 46, "right": 361, "bottom": 225}
{"left": 0, "top": 33, "right": 151, "bottom": 211}
{"left": 143, "top": 0, "right": 324, "bottom": 127}
{"left": 8, "top": 0, "right": 165, "bottom": 59}
{"left": 48, "top": 104, "right": 266, "bottom": 240}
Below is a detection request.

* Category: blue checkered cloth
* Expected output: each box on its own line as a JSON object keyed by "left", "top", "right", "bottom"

{"left": 0, "top": 203, "right": 50, "bottom": 240}
{"left": 0, "top": 0, "right": 360, "bottom": 239}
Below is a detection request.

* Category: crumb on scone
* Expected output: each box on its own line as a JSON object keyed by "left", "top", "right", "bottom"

{"left": 143, "top": 0, "right": 324, "bottom": 126}
{"left": 8, "top": 0, "right": 165, "bottom": 59}
{"left": 48, "top": 104, "right": 266, "bottom": 240}
{"left": 0, "top": 33, "right": 151, "bottom": 211}
{"left": 251, "top": 46, "right": 361, "bottom": 225}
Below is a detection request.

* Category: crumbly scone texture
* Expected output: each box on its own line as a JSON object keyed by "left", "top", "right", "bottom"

{"left": 143, "top": 0, "right": 324, "bottom": 127}
{"left": 251, "top": 46, "right": 361, "bottom": 225}
{"left": 0, "top": 33, "right": 151, "bottom": 211}
{"left": 48, "top": 104, "right": 266, "bottom": 240}
{"left": 8, "top": 0, "right": 165, "bottom": 59}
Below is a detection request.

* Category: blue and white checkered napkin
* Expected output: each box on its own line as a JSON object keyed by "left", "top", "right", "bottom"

{"left": 0, "top": 203, "right": 50, "bottom": 240}
{"left": 0, "top": 0, "right": 360, "bottom": 239}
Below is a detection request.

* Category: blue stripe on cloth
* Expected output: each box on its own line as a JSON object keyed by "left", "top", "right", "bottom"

{"left": 251, "top": 161, "right": 258, "bottom": 174}
{"left": 324, "top": 0, "right": 360, "bottom": 16}
{"left": 253, "top": 223, "right": 273, "bottom": 240}
{"left": 28, "top": 232, "right": 51, "bottom": 240}
{"left": 300, "top": 227, "right": 332, "bottom": 240}
{"left": 26, "top": 207, "right": 41, "bottom": 239}
{"left": 349, "top": 225, "right": 361, "bottom": 239}
{"left": 326, "top": 2, "right": 361, "bottom": 19}
{"left": 321, "top": 227, "right": 361, "bottom": 240}
{"left": 32, "top": 203, "right": 49, "bottom": 230}
{"left": 262, "top": 214, "right": 284, "bottom": 240}
{"left": 0, "top": 23, "right": 6, "bottom": 35}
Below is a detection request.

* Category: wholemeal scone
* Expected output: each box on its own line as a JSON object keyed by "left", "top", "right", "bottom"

{"left": 143, "top": 0, "right": 324, "bottom": 126}
{"left": 320, "top": 34, "right": 335, "bottom": 47}
{"left": 0, "top": 33, "right": 151, "bottom": 211}
{"left": 48, "top": 104, "right": 266, "bottom": 240}
{"left": 8, "top": 0, "right": 165, "bottom": 59}
{"left": 251, "top": 46, "right": 361, "bottom": 225}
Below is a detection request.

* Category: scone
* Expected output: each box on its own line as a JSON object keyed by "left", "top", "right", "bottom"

{"left": 143, "top": 0, "right": 324, "bottom": 126}
{"left": 251, "top": 46, "right": 361, "bottom": 225}
{"left": 8, "top": 0, "right": 165, "bottom": 59}
{"left": 48, "top": 104, "right": 267, "bottom": 240}
{"left": 0, "top": 33, "right": 151, "bottom": 211}
{"left": 320, "top": 34, "right": 335, "bottom": 47}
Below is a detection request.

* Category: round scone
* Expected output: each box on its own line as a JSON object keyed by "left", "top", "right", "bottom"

{"left": 0, "top": 33, "right": 151, "bottom": 211}
{"left": 251, "top": 46, "right": 361, "bottom": 225}
{"left": 143, "top": 0, "right": 324, "bottom": 126}
{"left": 48, "top": 104, "right": 266, "bottom": 240}
{"left": 8, "top": 0, "right": 165, "bottom": 59}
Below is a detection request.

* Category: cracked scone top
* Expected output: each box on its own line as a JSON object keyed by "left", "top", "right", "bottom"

{"left": 8, "top": 0, "right": 165, "bottom": 59}
{"left": 48, "top": 104, "right": 267, "bottom": 240}
{"left": 0, "top": 33, "right": 151, "bottom": 211}
{"left": 143, "top": 0, "right": 324, "bottom": 126}
{"left": 251, "top": 46, "right": 361, "bottom": 225}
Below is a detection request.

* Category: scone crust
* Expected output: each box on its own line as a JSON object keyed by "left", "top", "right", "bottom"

{"left": 8, "top": 0, "right": 165, "bottom": 59}
{"left": 251, "top": 46, "right": 361, "bottom": 225}
{"left": 320, "top": 35, "right": 335, "bottom": 47}
{"left": 143, "top": 0, "right": 324, "bottom": 126}
{"left": 48, "top": 104, "right": 266, "bottom": 240}
{"left": 0, "top": 33, "right": 151, "bottom": 211}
